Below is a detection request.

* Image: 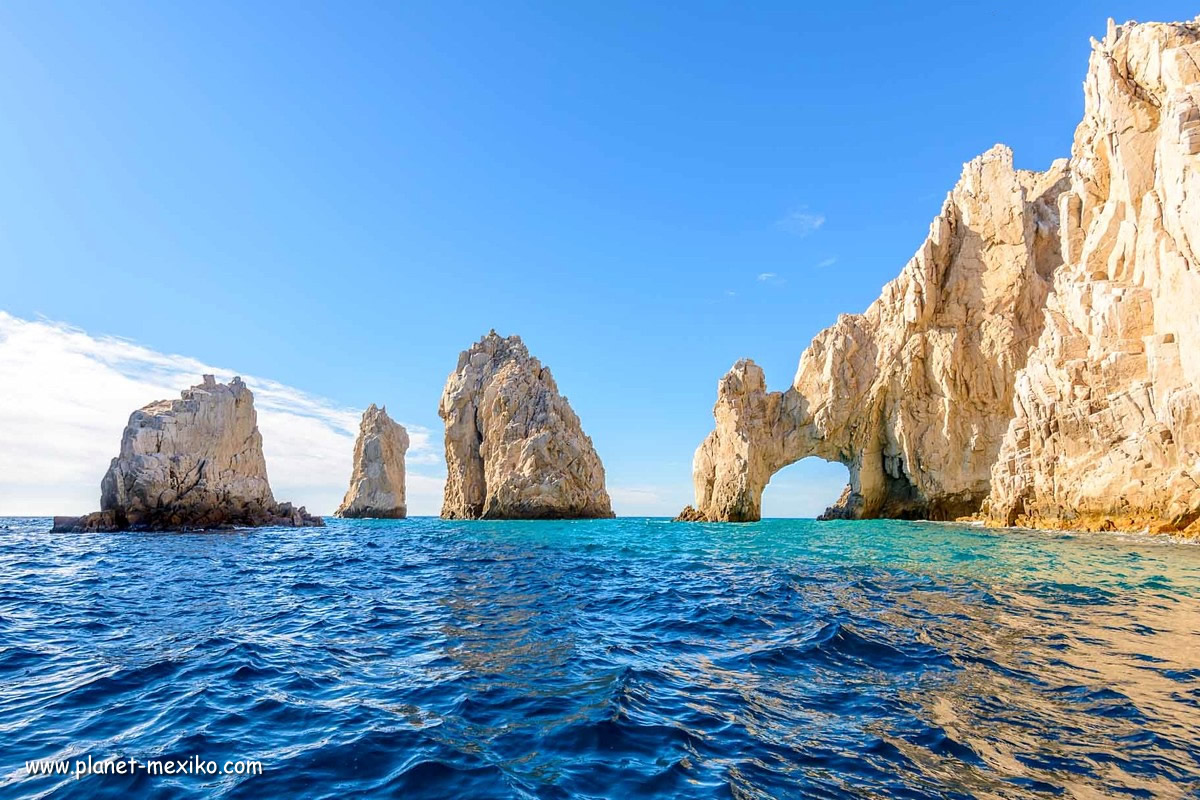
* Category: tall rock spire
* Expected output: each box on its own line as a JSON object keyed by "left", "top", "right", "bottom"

{"left": 336, "top": 404, "right": 409, "bottom": 519}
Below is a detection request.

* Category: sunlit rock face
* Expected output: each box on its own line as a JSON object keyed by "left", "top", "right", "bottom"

{"left": 52, "top": 375, "right": 323, "bottom": 531}
{"left": 684, "top": 18, "right": 1200, "bottom": 533}
{"left": 335, "top": 404, "right": 409, "bottom": 519}
{"left": 984, "top": 19, "right": 1200, "bottom": 534}
{"left": 440, "top": 331, "right": 614, "bottom": 520}
{"left": 681, "top": 146, "right": 1069, "bottom": 522}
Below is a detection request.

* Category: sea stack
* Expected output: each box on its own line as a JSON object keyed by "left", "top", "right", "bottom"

{"left": 52, "top": 375, "right": 323, "bottom": 531}
{"left": 335, "top": 404, "right": 409, "bottom": 519}
{"left": 439, "top": 331, "right": 614, "bottom": 519}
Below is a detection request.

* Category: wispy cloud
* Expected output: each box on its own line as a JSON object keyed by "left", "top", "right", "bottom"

{"left": 815, "top": 257, "right": 837, "bottom": 268}
{"left": 0, "top": 312, "right": 444, "bottom": 516}
{"left": 776, "top": 208, "right": 825, "bottom": 237}
{"left": 607, "top": 484, "right": 692, "bottom": 517}
{"left": 757, "top": 272, "right": 786, "bottom": 285}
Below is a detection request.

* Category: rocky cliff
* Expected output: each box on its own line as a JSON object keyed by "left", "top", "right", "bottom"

{"left": 984, "top": 19, "right": 1200, "bottom": 534}
{"left": 440, "top": 331, "right": 614, "bottom": 519}
{"left": 52, "top": 375, "right": 323, "bottom": 531}
{"left": 682, "top": 18, "right": 1200, "bottom": 533}
{"left": 335, "top": 404, "right": 409, "bottom": 519}
{"left": 681, "top": 146, "right": 1068, "bottom": 522}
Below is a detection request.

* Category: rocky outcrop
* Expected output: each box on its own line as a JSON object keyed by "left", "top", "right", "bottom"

{"left": 683, "top": 17, "right": 1200, "bottom": 533}
{"left": 983, "top": 19, "right": 1200, "bottom": 535}
{"left": 335, "top": 404, "right": 409, "bottom": 519}
{"left": 440, "top": 331, "right": 614, "bottom": 519}
{"left": 681, "top": 146, "right": 1069, "bottom": 522}
{"left": 52, "top": 375, "right": 322, "bottom": 531}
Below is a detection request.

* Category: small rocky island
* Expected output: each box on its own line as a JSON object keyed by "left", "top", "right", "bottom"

{"left": 681, "top": 18, "right": 1200, "bottom": 535}
{"left": 440, "top": 331, "right": 614, "bottom": 519}
{"left": 335, "top": 404, "right": 409, "bottom": 518}
{"left": 53, "top": 375, "right": 323, "bottom": 531}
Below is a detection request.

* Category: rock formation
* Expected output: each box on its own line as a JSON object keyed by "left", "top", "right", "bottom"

{"left": 680, "top": 146, "right": 1068, "bottom": 522}
{"left": 335, "top": 404, "right": 409, "bottom": 519}
{"left": 682, "top": 17, "right": 1200, "bottom": 535}
{"left": 440, "top": 331, "right": 614, "bottom": 519}
{"left": 984, "top": 19, "right": 1200, "bottom": 534}
{"left": 52, "top": 375, "right": 323, "bottom": 531}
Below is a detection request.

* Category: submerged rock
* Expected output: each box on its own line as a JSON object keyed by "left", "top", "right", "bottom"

{"left": 335, "top": 404, "right": 409, "bottom": 519}
{"left": 52, "top": 375, "right": 323, "bottom": 531}
{"left": 439, "top": 331, "right": 614, "bottom": 519}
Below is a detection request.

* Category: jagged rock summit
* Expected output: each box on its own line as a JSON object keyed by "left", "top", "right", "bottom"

{"left": 335, "top": 404, "right": 409, "bottom": 519}
{"left": 984, "top": 18, "right": 1200, "bottom": 534}
{"left": 440, "top": 331, "right": 614, "bottom": 519}
{"left": 52, "top": 375, "right": 323, "bottom": 531}
{"left": 681, "top": 145, "right": 1068, "bottom": 522}
{"left": 681, "top": 17, "right": 1200, "bottom": 536}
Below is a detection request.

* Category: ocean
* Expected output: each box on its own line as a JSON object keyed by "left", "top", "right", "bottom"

{"left": 1, "top": 516, "right": 1198, "bottom": 798}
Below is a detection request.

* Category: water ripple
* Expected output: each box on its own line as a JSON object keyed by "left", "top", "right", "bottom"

{"left": 1, "top": 516, "right": 1199, "bottom": 798}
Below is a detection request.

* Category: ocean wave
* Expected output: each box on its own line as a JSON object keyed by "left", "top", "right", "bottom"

{"left": 2, "top": 515, "right": 1199, "bottom": 798}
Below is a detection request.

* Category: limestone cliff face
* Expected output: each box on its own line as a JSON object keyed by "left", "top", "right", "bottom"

{"left": 336, "top": 404, "right": 409, "bottom": 519}
{"left": 683, "top": 17, "right": 1200, "bottom": 532}
{"left": 681, "top": 146, "right": 1069, "bottom": 522}
{"left": 52, "top": 375, "right": 323, "bottom": 531}
{"left": 984, "top": 19, "right": 1200, "bottom": 534}
{"left": 440, "top": 331, "right": 614, "bottom": 519}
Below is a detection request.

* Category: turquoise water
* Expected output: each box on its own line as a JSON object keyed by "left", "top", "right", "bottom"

{"left": 1, "top": 516, "right": 1199, "bottom": 798}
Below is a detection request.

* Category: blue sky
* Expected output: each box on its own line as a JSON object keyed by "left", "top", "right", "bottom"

{"left": 2, "top": 1, "right": 1196, "bottom": 517}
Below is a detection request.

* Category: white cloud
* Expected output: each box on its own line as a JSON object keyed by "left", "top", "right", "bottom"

{"left": 0, "top": 311, "right": 842, "bottom": 521}
{"left": 815, "top": 257, "right": 838, "bottom": 268}
{"left": 0, "top": 312, "right": 444, "bottom": 517}
{"left": 757, "top": 272, "right": 786, "bottom": 286}
{"left": 757, "top": 272, "right": 776, "bottom": 281}
{"left": 776, "top": 209, "right": 825, "bottom": 237}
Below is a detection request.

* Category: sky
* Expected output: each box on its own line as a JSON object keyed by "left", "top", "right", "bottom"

{"left": 2, "top": 1, "right": 1197, "bottom": 518}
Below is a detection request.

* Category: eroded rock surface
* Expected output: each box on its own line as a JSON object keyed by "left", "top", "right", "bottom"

{"left": 335, "top": 404, "right": 409, "bottom": 519}
{"left": 983, "top": 19, "right": 1200, "bottom": 534}
{"left": 440, "top": 331, "right": 613, "bottom": 519}
{"left": 52, "top": 375, "right": 322, "bottom": 531}
{"left": 682, "top": 146, "right": 1069, "bottom": 522}
{"left": 684, "top": 17, "right": 1200, "bottom": 533}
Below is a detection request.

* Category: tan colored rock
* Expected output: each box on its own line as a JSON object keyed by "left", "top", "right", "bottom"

{"left": 440, "top": 331, "right": 614, "bottom": 519}
{"left": 335, "top": 404, "right": 409, "bottom": 519}
{"left": 984, "top": 18, "right": 1200, "bottom": 533}
{"left": 682, "top": 146, "right": 1069, "bottom": 522}
{"left": 683, "top": 17, "right": 1200, "bottom": 533}
{"left": 52, "top": 375, "right": 322, "bottom": 531}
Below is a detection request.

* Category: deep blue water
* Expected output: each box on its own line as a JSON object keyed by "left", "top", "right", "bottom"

{"left": 1, "top": 517, "right": 1199, "bottom": 799}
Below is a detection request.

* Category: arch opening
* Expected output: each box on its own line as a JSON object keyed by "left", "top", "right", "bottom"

{"left": 759, "top": 457, "right": 850, "bottom": 519}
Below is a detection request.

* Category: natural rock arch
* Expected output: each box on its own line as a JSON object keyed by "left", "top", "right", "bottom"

{"left": 680, "top": 146, "right": 1068, "bottom": 522}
